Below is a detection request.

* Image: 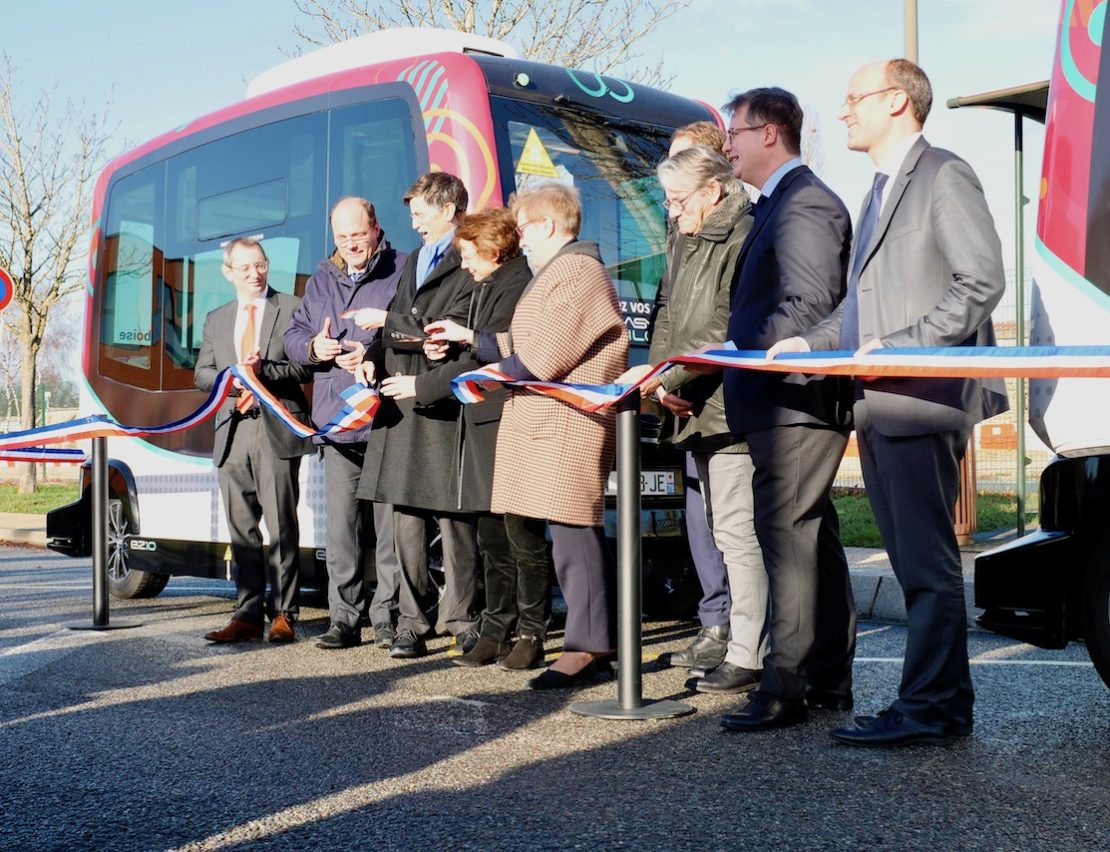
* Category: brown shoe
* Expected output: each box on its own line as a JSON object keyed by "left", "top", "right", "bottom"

{"left": 268, "top": 613, "right": 296, "bottom": 644}
{"left": 204, "top": 618, "right": 263, "bottom": 643}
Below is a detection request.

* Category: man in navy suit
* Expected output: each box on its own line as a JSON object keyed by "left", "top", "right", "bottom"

{"left": 771, "top": 60, "right": 1008, "bottom": 746}
{"left": 717, "top": 88, "right": 857, "bottom": 732}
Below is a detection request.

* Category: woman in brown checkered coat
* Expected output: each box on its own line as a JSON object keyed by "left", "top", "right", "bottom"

{"left": 488, "top": 183, "right": 629, "bottom": 689}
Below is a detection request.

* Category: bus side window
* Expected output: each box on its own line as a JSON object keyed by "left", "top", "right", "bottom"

{"left": 98, "top": 165, "right": 161, "bottom": 389}
{"left": 329, "top": 98, "right": 422, "bottom": 255}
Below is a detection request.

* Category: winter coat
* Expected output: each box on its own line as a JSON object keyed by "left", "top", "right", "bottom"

{"left": 490, "top": 241, "right": 628, "bottom": 526}
{"left": 411, "top": 254, "right": 531, "bottom": 512}
{"left": 283, "top": 242, "right": 405, "bottom": 444}
{"left": 648, "top": 190, "right": 752, "bottom": 454}
{"left": 358, "top": 245, "right": 476, "bottom": 511}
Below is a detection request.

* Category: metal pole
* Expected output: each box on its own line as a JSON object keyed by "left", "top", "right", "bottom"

{"left": 1014, "top": 114, "right": 1027, "bottom": 536}
{"left": 904, "top": 0, "right": 919, "bottom": 62}
{"left": 68, "top": 437, "right": 141, "bottom": 631}
{"left": 571, "top": 389, "right": 692, "bottom": 720}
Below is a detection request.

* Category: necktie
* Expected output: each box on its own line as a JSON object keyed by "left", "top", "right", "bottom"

{"left": 839, "top": 172, "right": 889, "bottom": 350}
{"left": 753, "top": 196, "right": 767, "bottom": 220}
{"left": 429, "top": 245, "right": 444, "bottom": 272}
{"left": 236, "top": 303, "right": 257, "bottom": 413}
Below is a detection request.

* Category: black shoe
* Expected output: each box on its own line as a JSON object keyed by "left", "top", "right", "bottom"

{"left": 831, "top": 707, "right": 952, "bottom": 748}
{"left": 452, "top": 636, "right": 511, "bottom": 667}
{"left": 315, "top": 622, "right": 362, "bottom": 650}
{"left": 373, "top": 624, "right": 396, "bottom": 649}
{"left": 720, "top": 692, "right": 808, "bottom": 731}
{"left": 498, "top": 635, "right": 545, "bottom": 671}
{"left": 389, "top": 628, "right": 428, "bottom": 659}
{"left": 447, "top": 627, "right": 480, "bottom": 658}
{"left": 806, "top": 687, "right": 854, "bottom": 711}
{"left": 529, "top": 656, "right": 613, "bottom": 690}
{"left": 687, "top": 662, "right": 761, "bottom": 695}
{"left": 667, "top": 625, "right": 728, "bottom": 671}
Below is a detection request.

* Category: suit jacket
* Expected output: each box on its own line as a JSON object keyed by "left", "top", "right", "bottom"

{"left": 803, "top": 138, "right": 1009, "bottom": 435}
{"left": 194, "top": 289, "right": 314, "bottom": 466}
{"left": 724, "top": 165, "right": 853, "bottom": 433}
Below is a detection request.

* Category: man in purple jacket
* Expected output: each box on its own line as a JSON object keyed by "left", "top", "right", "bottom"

{"left": 284, "top": 197, "right": 406, "bottom": 649}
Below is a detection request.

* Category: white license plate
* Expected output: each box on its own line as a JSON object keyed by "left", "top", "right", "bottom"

{"left": 605, "top": 469, "right": 679, "bottom": 496}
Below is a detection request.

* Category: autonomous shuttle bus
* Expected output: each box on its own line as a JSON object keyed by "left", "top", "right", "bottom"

{"left": 973, "top": 0, "right": 1110, "bottom": 689}
{"left": 47, "top": 29, "right": 711, "bottom": 605}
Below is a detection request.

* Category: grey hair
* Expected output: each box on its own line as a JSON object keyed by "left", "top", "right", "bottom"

{"left": 222, "top": 236, "right": 267, "bottom": 266}
{"left": 657, "top": 145, "right": 741, "bottom": 196}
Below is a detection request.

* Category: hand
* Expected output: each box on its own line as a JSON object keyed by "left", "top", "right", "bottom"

{"left": 640, "top": 376, "right": 662, "bottom": 396}
{"left": 346, "top": 307, "right": 387, "bottom": 330}
{"left": 855, "top": 338, "right": 882, "bottom": 356}
{"left": 615, "top": 364, "right": 654, "bottom": 386}
{"left": 240, "top": 349, "right": 261, "bottom": 368}
{"left": 425, "top": 318, "right": 473, "bottom": 345}
{"left": 766, "top": 336, "right": 810, "bottom": 360}
{"left": 423, "top": 338, "right": 450, "bottom": 361}
{"left": 312, "top": 317, "right": 343, "bottom": 361}
{"left": 381, "top": 374, "right": 417, "bottom": 400}
{"left": 335, "top": 339, "right": 366, "bottom": 374}
{"left": 354, "top": 361, "right": 376, "bottom": 386}
{"left": 657, "top": 391, "right": 694, "bottom": 417}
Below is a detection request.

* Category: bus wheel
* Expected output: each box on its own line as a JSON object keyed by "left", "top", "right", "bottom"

{"left": 106, "top": 497, "right": 169, "bottom": 600}
{"left": 1082, "top": 549, "right": 1110, "bottom": 691}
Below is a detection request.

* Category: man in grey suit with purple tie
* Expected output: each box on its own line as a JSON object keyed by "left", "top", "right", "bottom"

{"left": 771, "top": 59, "right": 1009, "bottom": 746}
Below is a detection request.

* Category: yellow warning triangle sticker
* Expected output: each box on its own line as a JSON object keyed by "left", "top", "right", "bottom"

{"left": 516, "top": 127, "right": 558, "bottom": 178}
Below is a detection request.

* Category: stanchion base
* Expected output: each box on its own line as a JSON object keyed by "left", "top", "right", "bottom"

{"left": 569, "top": 698, "right": 695, "bottom": 720}
{"left": 66, "top": 620, "right": 143, "bottom": 631}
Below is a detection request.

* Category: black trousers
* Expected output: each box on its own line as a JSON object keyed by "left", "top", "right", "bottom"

{"left": 479, "top": 513, "right": 552, "bottom": 642}
{"left": 857, "top": 406, "right": 973, "bottom": 727}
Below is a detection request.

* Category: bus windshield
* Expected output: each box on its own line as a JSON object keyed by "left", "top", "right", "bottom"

{"left": 489, "top": 96, "right": 670, "bottom": 355}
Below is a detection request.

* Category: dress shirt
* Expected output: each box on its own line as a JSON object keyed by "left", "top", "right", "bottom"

{"left": 875, "top": 131, "right": 923, "bottom": 212}
{"left": 755, "top": 156, "right": 804, "bottom": 203}
{"left": 416, "top": 229, "right": 455, "bottom": 288}
{"left": 234, "top": 293, "right": 268, "bottom": 357}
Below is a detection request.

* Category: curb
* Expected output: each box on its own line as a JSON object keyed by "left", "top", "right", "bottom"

{"left": 0, "top": 513, "right": 47, "bottom": 547}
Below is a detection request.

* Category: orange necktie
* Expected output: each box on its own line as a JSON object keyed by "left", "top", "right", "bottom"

{"left": 237, "top": 303, "right": 257, "bottom": 413}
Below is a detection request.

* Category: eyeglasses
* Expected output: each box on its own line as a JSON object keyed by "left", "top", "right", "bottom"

{"left": 227, "top": 261, "right": 269, "bottom": 274}
{"left": 661, "top": 188, "right": 702, "bottom": 213}
{"left": 726, "top": 123, "right": 769, "bottom": 142}
{"left": 842, "top": 87, "right": 898, "bottom": 109}
{"left": 515, "top": 219, "right": 541, "bottom": 236}
{"left": 336, "top": 233, "right": 375, "bottom": 247}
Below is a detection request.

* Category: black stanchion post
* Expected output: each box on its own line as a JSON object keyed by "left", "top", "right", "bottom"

{"left": 68, "top": 437, "right": 141, "bottom": 632}
{"left": 571, "top": 389, "right": 693, "bottom": 720}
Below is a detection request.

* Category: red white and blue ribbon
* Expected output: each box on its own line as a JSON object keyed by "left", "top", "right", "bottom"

{"left": 0, "top": 365, "right": 379, "bottom": 462}
{"left": 451, "top": 346, "right": 1110, "bottom": 413}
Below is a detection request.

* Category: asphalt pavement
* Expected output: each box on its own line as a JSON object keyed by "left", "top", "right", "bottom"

{"left": 1, "top": 545, "right": 1108, "bottom": 850}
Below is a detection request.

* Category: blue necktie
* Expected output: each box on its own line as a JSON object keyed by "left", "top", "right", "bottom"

{"left": 839, "top": 172, "right": 889, "bottom": 350}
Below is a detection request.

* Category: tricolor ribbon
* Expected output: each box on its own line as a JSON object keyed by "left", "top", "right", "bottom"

{"left": 451, "top": 346, "right": 1110, "bottom": 413}
{"left": 0, "top": 365, "right": 379, "bottom": 462}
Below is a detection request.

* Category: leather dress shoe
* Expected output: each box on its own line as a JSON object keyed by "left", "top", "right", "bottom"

{"left": 498, "top": 635, "right": 545, "bottom": 671}
{"left": 529, "top": 656, "right": 613, "bottom": 690}
{"left": 205, "top": 618, "right": 263, "bottom": 643}
{"left": 373, "top": 624, "right": 396, "bottom": 649}
{"left": 806, "top": 687, "right": 854, "bottom": 711}
{"left": 389, "top": 628, "right": 428, "bottom": 659}
{"left": 720, "top": 692, "right": 808, "bottom": 731}
{"left": 268, "top": 613, "right": 296, "bottom": 644}
{"left": 667, "top": 625, "right": 728, "bottom": 671}
{"left": 831, "top": 708, "right": 952, "bottom": 747}
{"left": 687, "top": 662, "right": 761, "bottom": 695}
{"left": 452, "top": 636, "right": 511, "bottom": 668}
{"left": 315, "top": 622, "right": 362, "bottom": 650}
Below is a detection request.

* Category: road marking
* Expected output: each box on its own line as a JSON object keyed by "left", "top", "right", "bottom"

{"left": 856, "top": 656, "right": 1094, "bottom": 667}
{"left": 431, "top": 695, "right": 491, "bottom": 708}
{"left": 0, "top": 629, "right": 110, "bottom": 686}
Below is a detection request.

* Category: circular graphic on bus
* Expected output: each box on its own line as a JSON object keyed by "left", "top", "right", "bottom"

{"left": 0, "top": 266, "right": 13, "bottom": 312}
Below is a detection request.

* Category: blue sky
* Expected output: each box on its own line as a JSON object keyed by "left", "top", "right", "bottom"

{"left": 4, "top": 0, "right": 1060, "bottom": 266}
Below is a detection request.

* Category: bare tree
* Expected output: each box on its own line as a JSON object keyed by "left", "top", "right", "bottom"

{"left": 0, "top": 57, "right": 111, "bottom": 492}
{"left": 292, "top": 0, "right": 690, "bottom": 86}
{"left": 801, "top": 111, "right": 825, "bottom": 176}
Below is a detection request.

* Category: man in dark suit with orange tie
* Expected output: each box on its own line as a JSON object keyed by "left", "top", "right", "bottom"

{"left": 195, "top": 236, "right": 313, "bottom": 644}
{"left": 770, "top": 60, "right": 1008, "bottom": 746}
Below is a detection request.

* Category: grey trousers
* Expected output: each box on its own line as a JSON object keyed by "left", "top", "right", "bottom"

{"left": 549, "top": 523, "right": 615, "bottom": 653}
{"left": 367, "top": 501, "right": 401, "bottom": 629}
{"left": 322, "top": 443, "right": 367, "bottom": 629}
{"left": 393, "top": 506, "right": 478, "bottom": 637}
{"left": 746, "top": 424, "right": 854, "bottom": 701}
{"left": 691, "top": 451, "right": 769, "bottom": 671}
{"left": 218, "top": 417, "right": 302, "bottom": 622}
